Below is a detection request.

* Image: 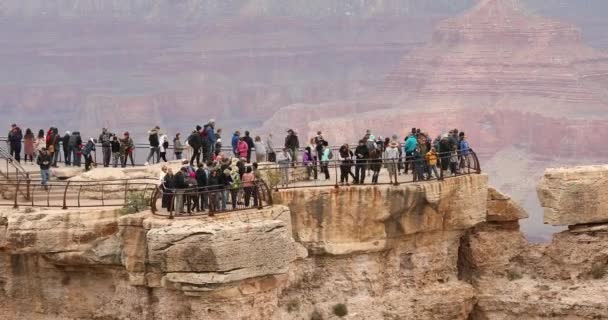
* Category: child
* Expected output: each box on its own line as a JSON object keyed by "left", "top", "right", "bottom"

{"left": 303, "top": 146, "right": 317, "bottom": 180}
{"left": 425, "top": 147, "right": 440, "bottom": 180}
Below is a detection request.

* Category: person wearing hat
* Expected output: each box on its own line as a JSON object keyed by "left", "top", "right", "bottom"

{"left": 385, "top": 140, "right": 400, "bottom": 185}
{"left": 284, "top": 129, "right": 299, "bottom": 165}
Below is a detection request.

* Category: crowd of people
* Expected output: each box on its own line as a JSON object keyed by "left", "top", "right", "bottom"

{"left": 6, "top": 120, "right": 472, "bottom": 194}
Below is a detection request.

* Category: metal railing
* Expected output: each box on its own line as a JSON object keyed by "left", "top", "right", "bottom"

{"left": 0, "top": 178, "right": 158, "bottom": 210}
{"left": 257, "top": 150, "right": 481, "bottom": 190}
{"left": 0, "top": 144, "right": 31, "bottom": 200}
{"left": 150, "top": 179, "right": 274, "bottom": 219}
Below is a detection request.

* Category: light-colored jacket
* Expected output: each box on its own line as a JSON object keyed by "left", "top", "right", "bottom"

{"left": 265, "top": 136, "right": 274, "bottom": 153}
{"left": 159, "top": 134, "right": 168, "bottom": 153}
{"left": 384, "top": 146, "right": 399, "bottom": 160}
{"left": 254, "top": 141, "right": 266, "bottom": 156}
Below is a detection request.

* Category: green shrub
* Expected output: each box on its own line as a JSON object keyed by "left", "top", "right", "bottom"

{"left": 120, "top": 191, "right": 150, "bottom": 215}
{"left": 591, "top": 263, "right": 606, "bottom": 279}
{"left": 310, "top": 309, "right": 323, "bottom": 320}
{"left": 332, "top": 303, "right": 348, "bottom": 317}
{"left": 265, "top": 168, "right": 282, "bottom": 189}
{"left": 506, "top": 269, "right": 523, "bottom": 281}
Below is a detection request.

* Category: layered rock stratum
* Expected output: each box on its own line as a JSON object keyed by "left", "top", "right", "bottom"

{"left": 1, "top": 164, "right": 608, "bottom": 319}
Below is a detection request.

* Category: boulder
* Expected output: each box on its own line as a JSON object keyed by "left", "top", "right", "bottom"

{"left": 538, "top": 165, "right": 608, "bottom": 226}
{"left": 486, "top": 187, "right": 528, "bottom": 222}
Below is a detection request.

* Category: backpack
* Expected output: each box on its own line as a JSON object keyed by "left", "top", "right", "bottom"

{"left": 201, "top": 125, "right": 209, "bottom": 139}
{"left": 149, "top": 133, "right": 159, "bottom": 146}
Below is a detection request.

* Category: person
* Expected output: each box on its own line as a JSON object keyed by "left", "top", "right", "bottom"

{"left": 231, "top": 131, "right": 240, "bottom": 157}
{"left": 62, "top": 131, "right": 71, "bottom": 166}
{"left": 425, "top": 147, "right": 440, "bottom": 180}
{"left": 243, "top": 131, "right": 255, "bottom": 163}
{"left": 203, "top": 119, "right": 217, "bottom": 161}
{"left": 338, "top": 144, "right": 354, "bottom": 185}
{"left": 145, "top": 126, "right": 161, "bottom": 165}
{"left": 110, "top": 136, "right": 121, "bottom": 168}
{"left": 173, "top": 133, "right": 185, "bottom": 160}
{"left": 7, "top": 124, "right": 23, "bottom": 162}
{"left": 221, "top": 168, "right": 233, "bottom": 210}
{"left": 320, "top": 141, "right": 331, "bottom": 180}
{"left": 82, "top": 138, "right": 97, "bottom": 171}
{"left": 276, "top": 148, "right": 292, "bottom": 187}
{"left": 159, "top": 132, "right": 169, "bottom": 162}
{"left": 450, "top": 145, "right": 459, "bottom": 176}
{"left": 242, "top": 167, "right": 258, "bottom": 207}
{"left": 207, "top": 168, "right": 221, "bottom": 215}
{"left": 459, "top": 132, "right": 470, "bottom": 170}
{"left": 412, "top": 146, "right": 425, "bottom": 182}
{"left": 187, "top": 126, "right": 203, "bottom": 166}
{"left": 254, "top": 136, "right": 267, "bottom": 163}
{"left": 314, "top": 131, "right": 325, "bottom": 161}
{"left": 237, "top": 137, "right": 249, "bottom": 160}
{"left": 303, "top": 146, "right": 317, "bottom": 180}
{"left": 284, "top": 129, "right": 299, "bottom": 164}
{"left": 173, "top": 167, "right": 188, "bottom": 214}
{"left": 385, "top": 140, "right": 400, "bottom": 185}
{"left": 68, "top": 131, "right": 82, "bottom": 167}
{"left": 403, "top": 131, "right": 418, "bottom": 174}
{"left": 369, "top": 149, "right": 382, "bottom": 184}
{"left": 23, "top": 129, "right": 35, "bottom": 164}
{"left": 438, "top": 133, "right": 453, "bottom": 172}
{"left": 195, "top": 162, "right": 208, "bottom": 212}
{"left": 354, "top": 139, "right": 369, "bottom": 184}
{"left": 120, "top": 132, "right": 135, "bottom": 167}
{"left": 228, "top": 166, "right": 242, "bottom": 209}
{"left": 35, "top": 129, "right": 46, "bottom": 160}
{"left": 37, "top": 147, "right": 52, "bottom": 190}
{"left": 161, "top": 168, "right": 175, "bottom": 211}
{"left": 215, "top": 128, "right": 223, "bottom": 152}
{"left": 98, "top": 128, "right": 113, "bottom": 167}
{"left": 265, "top": 133, "right": 276, "bottom": 162}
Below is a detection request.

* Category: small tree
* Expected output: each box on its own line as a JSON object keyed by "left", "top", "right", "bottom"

{"left": 333, "top": 303, "right": 348, "bottom": 317}
{"left": 120, "top": 191, "right": 150, "bottom": 215}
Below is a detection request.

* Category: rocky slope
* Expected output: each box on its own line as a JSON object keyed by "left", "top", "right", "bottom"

{"left": 2, "top": 164, "right": 608, "bottom": 319}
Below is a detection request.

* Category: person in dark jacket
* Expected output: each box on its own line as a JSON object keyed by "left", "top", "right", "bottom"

{"left": 284, "top": 129, "right": 299, "bottom": 164}
{"left": 207, "top": 169, "right": 221, "bottom": 215}
{"left": 188, "top": 126, "right": 203, "bottom": 166}
{"left": 50, "top": 127, "right": 60, "bottom": 167}
{"left": 145, "top": 126, "right": 161, "bottom": 165}
{"left": 82, "top": 138, "right": 97, "bottom": 171}
{"left": 110, "top": 136, "right": 121, "bottom": 168}
{"left": 173, "top": 168, "right": 189, "bottom": 214}
{"left": 354, "top": 139, "right": 369, "bottom": 184}
{"left": 68, "top": 131, "right": 83, "bottom": 167}
{"left": 161, "top": 168, "right": 175, "bottom": 210}
{"left": 204, "top": 119, "right": 217, "bottom": 161}
{"left": 37, "top": 147, "right": 52, "bottom": 189}
{"left": 7, "top": 124, "right": 23, "bottom": 162}
{"left": 243, "top": 131, "right": 255, "bottom": 163}
{"left": 195, "top": 163, "right": 208, "bottom": 212}
{"left": 62, "top": 131, "right": 71, "bottom": 166}
{"left": 99, "top": 128, "right": 114, "bottom": 167}
{"left": 231, "top": 131, "right": 240, "bottom": 157}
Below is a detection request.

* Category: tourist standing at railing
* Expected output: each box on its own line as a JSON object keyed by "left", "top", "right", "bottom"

{"left": 425, "top": 147, "right": 440, "bottom": 181}
{"left": 82, "top": 138, "right": 97, "bottom": 171}
{"left": 438, "top": 133, "right": 453, "bottom": 172}
{"left": 173, "top": 168, "right": 188, "bottom": 214}
{"left": 369, "top": 149, "right": 382, "bottom": 184}
{"left": 231, "top": 131, "right": 240, "bottom": 157}
{"left": 242, "top": 167, "right": 258, "bottom": 207}
{"left": 221, "top": 168, "right": 233, "bottom": 211}
{"left": 403, "top": 129, "right": 418, "bottom": 174}
{"left": 46, "top": 127, "right": 60, "bottom": 167}
{"left": 285, "top": 129, "right": 299, "bottom": 165}
{"left": 110, "top": 136, "right": 121, "bottom": 168}
{"left": 276, "top": 148, "right": 292, "bottom": 187}
{"left": 99, "top": 128, "right": 113, "bottom": 167}
{"left": 313, "top": 131, "right": 325, "bottom": 163}
{"left": 237, "top": 137, "right": 249, "bottom": 161}
{"left": 385, "top": 141, "right": 400, "bottom": 185}
{"left": 159, "top": 132, "right": 169, "bottom": 162}
{"left": 23, "top": 128, "right": 35, "bottom": 164}
{"left": 145, "top": 126, "right": 161, "bottom": 165}
{"left": 203, "top": 119, "right": 217, "bottom": 161}
{"left": 254, "top": 136, "right": 267, "bottom": 163}
{"left": 7, "top": 124, "right": 23, "bottom": 162}
{"left": 207, "top": 169, "right": 220, "bottom": 215}
{"left": 173, "top": 133, "right": 185, "bottom": 160}
{"left": 459, "top": 132, "right": 470, "bottom": 170}
{"left": 188, "top": 126, "right": 203, "bottom": 166}
{"left": 338, "top": 144, "right": 355, "bottom": 185}
{"left": 265, "top": 133, "right": 276, "bottom": 162}
{"left": 243, "top": 131, "right": 254, "bottom": 163}
{"left": 449, "top": 145, "right": 459, "bottom": 176}
{"left": 68, "top": 131, "right": 82, "bottom": 167}
{"left": 195, "top": 162, "right": 209, "bottom": 212}
{"left": 354, "top": 139, "right": 369, "bottom": 184}
{"left": 303, "top": 146, "right": 317, "bottom": 180}
{"left": 62, "top": 131, "right": 71, "bottom": 166}
{"left": 37, "top": 147, "right": 52, "bottom": 190}
{"left": 120, "top": 132, "right": 134, "bottom": 167}
{"left": 161, "top": 167, "right": 174, "bottom": 211}
{"left": 320, "top": 141, "right": 331, "bottom": 180}
{"left": 35, "top": 129, "right": 46, "bottom": 160}
{"left": 412, "top": 146, "right": 425, "bottom": 182}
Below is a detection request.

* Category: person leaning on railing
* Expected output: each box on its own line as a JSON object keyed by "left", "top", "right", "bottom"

{"left": 242, "top": 167, "right": 258, "bottom": 207}
{"left": 276, "top": 148, "right": 292, "bottom": 187}
{"left": 384, "top": 140, "right": 400, "bottom": 185}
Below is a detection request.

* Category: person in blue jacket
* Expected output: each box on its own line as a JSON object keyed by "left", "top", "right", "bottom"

{"left": 403, "top": 129, "right": 418, "bottom": 174}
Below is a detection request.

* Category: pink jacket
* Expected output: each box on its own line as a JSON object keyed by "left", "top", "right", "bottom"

{"left": 238, "top": 141, "right": 248, "bottom": 158}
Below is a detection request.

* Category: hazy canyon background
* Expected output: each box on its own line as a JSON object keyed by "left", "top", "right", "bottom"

{"left": 1, "top": 0, "right": 608, "bottom": 240}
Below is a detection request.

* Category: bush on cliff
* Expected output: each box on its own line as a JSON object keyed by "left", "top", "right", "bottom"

{"left": 590, "top": 263, "right": 607, "bottom": 279}
{"left": 120, "top": 191, "right": 150, "bottom": 215}
{"left": 332, "top": 303, "right": 348, "bottom": 317}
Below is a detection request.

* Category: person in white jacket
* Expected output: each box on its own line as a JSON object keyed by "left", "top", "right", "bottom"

{"left": 159, "top": 133, "right": 169, "bottom": 162}
{"left": 384, "top": 140, "right": 400, "bottom": 185}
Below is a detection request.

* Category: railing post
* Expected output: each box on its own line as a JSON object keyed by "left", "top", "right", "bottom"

{"left": 101, "top": 184, "right": 105, "bottom": 207}
{"left": 394, "top": 159, "right": 400, "bottom": 186}
{"left": 334, "top": 160, "right": 339, "bottom": 189}
{"left": 63, "top": 181, "right": 71, "bottom": 209}
{"left": 13, "top": 178, "right": 20, "bottom": 209}
{"left": 124, "top": 180, "right": 129, "bottom": 204}
{"left": 26, "top": 179, "right": 31, "bottom": 201}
